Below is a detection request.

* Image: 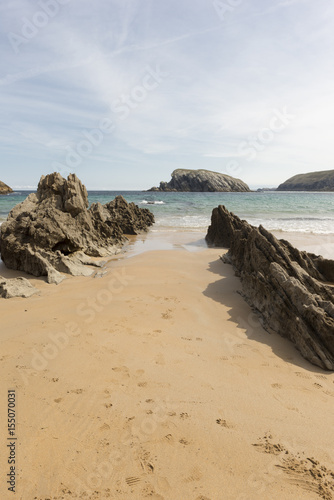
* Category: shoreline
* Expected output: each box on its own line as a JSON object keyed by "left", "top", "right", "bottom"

{"left": 0, "top": 229, "right": 334, "bottom": 498}
{"left": 1, "top": 228, "right": 333, "bottom": 282}
{"left": 123, "top": 228, "right": 334, "bottom": 260}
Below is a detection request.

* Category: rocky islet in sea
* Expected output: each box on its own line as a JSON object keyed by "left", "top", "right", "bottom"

{"left": 148, "top": 168, "right": 250, "bottom": 192}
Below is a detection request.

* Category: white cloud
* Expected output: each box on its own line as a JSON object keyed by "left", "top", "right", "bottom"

{"left": 1, "top": 0, "right": 334, "bottom": 188}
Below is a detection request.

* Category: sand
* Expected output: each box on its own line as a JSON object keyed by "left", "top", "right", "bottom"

{"left": 0, "top": 231, "right": 334, "bottom": 500}
{"left": 271, "top": 231, "right": 334, "bottom": 259}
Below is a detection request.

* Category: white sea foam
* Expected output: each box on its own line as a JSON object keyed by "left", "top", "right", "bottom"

{"left": 1, "top": 191, "right": 334, "bottom": 236}
{"left": 140, "top": 199, "right": 165, "bottom": 205}
{"left": 247, "top": 217, "right": 334, "bottom": 234}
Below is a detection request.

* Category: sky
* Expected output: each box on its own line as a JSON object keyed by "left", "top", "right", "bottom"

{"left": 0, "top": 0, "right": 334, "bottom": 190}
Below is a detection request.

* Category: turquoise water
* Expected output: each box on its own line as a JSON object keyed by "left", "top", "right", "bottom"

{"left": 1, "top": 190, "right": 334, "bottom": 234}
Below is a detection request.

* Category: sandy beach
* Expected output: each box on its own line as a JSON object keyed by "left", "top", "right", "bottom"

{"left": 1, "top": 231, "right": 334, "bottom": 499}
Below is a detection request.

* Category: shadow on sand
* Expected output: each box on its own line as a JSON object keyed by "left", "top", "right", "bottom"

{"left": 203, "top": 256, "right": 333, "bottom": 375}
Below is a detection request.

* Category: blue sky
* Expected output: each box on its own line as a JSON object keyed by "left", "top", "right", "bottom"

{"left": 0, "top": 0, "right": 334, "bottom": 190}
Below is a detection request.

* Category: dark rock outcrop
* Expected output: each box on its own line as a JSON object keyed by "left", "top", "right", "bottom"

{"left": 277, "top": 169, "right": 334, "bottom": 191}
{"left": 148, "top": 169, "right": 250, "bottom": 192}
{"left": 0, "top": 173, "right": 154, "bottom": 284}
{"left": 206, "top": 205, "right": 334, "bottom": 370}
{"left": 0, "top": 181, "right": 13, "bottom": 195}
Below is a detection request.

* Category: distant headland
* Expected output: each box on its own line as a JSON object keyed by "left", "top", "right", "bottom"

{"left": 277, "top": 169, "right": 334, "bottom": 191}
{"left": 0, "top": 181, "right": 13, "bottom": 195}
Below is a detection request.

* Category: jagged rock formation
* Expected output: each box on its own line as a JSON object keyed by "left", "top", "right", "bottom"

{"left": 0, "top": 181, "right": 13, "bottom": 194}
{"left": 0, "top": 277, "right": 38, "bottom": 298}
{"left": 148, "top": 169, "right": 250, "bottom": 192}
{"left": 277, "top": 169, "right": 334, "bottom": 191}
{"left": 206, "top": 205, "right": 334, "bottom": 370}
{"left": 0, "top": 173, "right": 154, "bottom": 284}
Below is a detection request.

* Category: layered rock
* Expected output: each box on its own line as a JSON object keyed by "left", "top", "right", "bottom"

{"left": 148, "top": 169, "right": 250, "bottom": 192}
{"left": 0, "top": 173, "right": 154, "bottom": 284}
{"left": 206, "top": 205, "right": 334, "bottom": 370}
{"left": 0, "top": 181, "right": 13, "bottom": 195}
{"left": 277, "top": 169, "right": 334, "bottom": 191}
{"left": 0, "top": 277, "right": 38, "bottom": 299}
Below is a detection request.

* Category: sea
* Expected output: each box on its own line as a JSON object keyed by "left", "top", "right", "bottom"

{"left": 1, "top": 190, "right": 334, "bottom": 235}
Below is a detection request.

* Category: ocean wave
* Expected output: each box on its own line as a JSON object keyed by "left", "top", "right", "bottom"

{"left": 275, "top": 217, "right": 334, "bottom": 221}
{"left": 155, "top": 215, "right": 210, "bottom": 229}
{"left": 140, "top": 200, "right": 165, "bottom": 205}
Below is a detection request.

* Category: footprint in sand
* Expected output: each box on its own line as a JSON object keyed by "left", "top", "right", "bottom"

{"left": 141, "top": 484, "right": 165, "bottom": 499}
{"left": 138, "top": 451, "right": 155, "bottom": 474}
{"left": 236, "top": 343, "right": 251, "bottom": 349}
{"left": 179, "top": 438, "right": 190, "bottom": 445}
{"left": 313, "top": 383, "right": 323, "bottom": 389}
{"left": 180, "top": 412, "right": 189, "bottom": 419}
{"left": 164, "top": 296, "right": 180, "bottom": 304}
{"left": 162, "top": 309, "right": 173, "bottom": 319}
{"left": 287, "top": 406, "right": 300, "bottom": 413}
{"left": 183, "top": 466, "right": 202, "bottom": 483}
{"left": 252, "top": 435, "right": 287, "bottom": 455}
{"left": 112, "top": 366, "right": 130, "bottom": 377}
{"left": 294, "top": 372, "right": 311, "bottom": 379}
{"left": 315, "top": 374, "right": 327, "bottom": 380}
{"left": 54, "top": 397, "right": 62, "bottom": 403}
{"left": 99, "top": 423, "right": 110, "bottom": 431}
{"left": 164, "top": 434, "right": 174, "bottom": 444}
{"left": 126, "top": 476, "right": 141, "bottom": 487}
{"left": 271, "top": 383, "right": 282, "bottom": 389}
{"left": 276, "top": 455, "right": 334, "bottom": 498}
{"left": 216, "top": 418, "right": 233, "bottom": 429}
